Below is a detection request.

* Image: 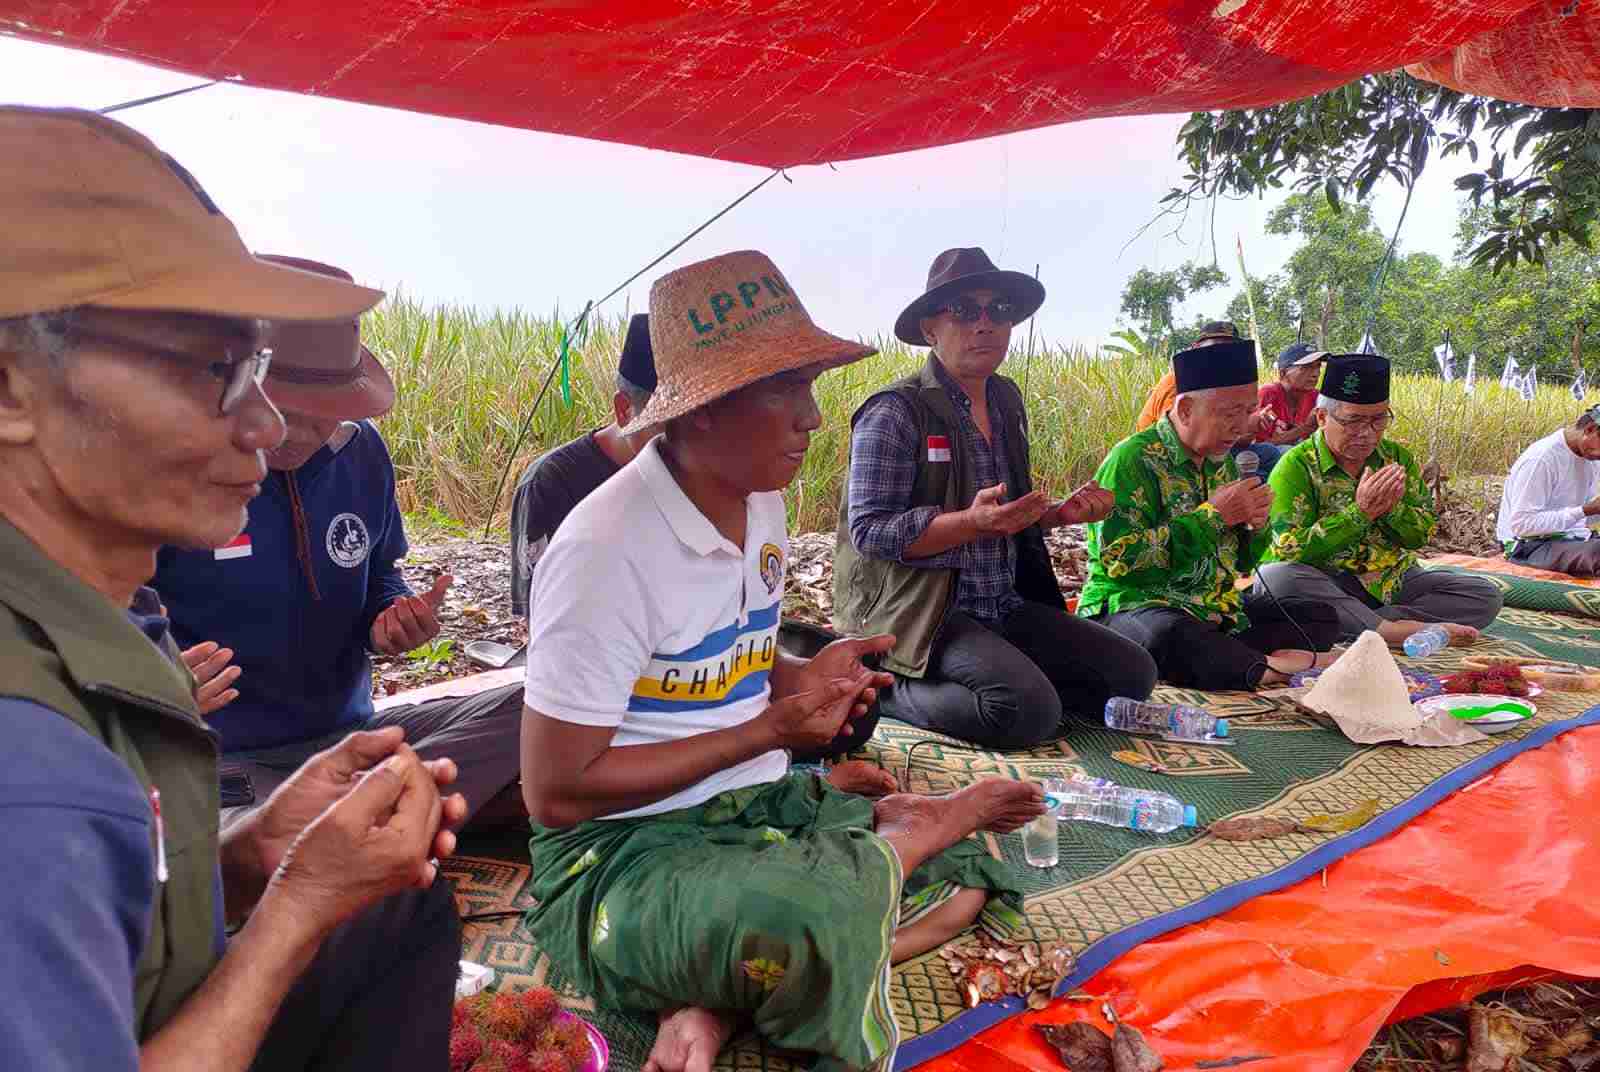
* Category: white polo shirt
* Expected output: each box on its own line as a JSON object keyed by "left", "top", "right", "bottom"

{"left": 524, "top": 436, "right": 790, "bottom": 819}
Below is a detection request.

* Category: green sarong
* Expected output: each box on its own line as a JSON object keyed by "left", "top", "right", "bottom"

{"left": 526, "top": 772, "right": 1022, "bottom": 1071}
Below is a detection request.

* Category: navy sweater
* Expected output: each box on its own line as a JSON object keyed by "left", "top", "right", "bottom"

{"left": 153, "top": 421, "right": 411, "bottom": 753}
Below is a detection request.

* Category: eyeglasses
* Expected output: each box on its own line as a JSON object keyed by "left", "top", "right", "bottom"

{"left": 70, "top": 329, "right": 273, "bottom": 416}
{"left": 938, "top": 297, "right": 1020, "bottom": 326}
{"left": 1328, "top": 409, "right": 1396, "bottom": 433}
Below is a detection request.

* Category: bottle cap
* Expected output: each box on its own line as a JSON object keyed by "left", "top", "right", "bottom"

{"left": 1214, "top": 719, "right": 1230, "bottom": 738}
{"left": 1181, "top": 804, "right": 1198, "bottom": 828}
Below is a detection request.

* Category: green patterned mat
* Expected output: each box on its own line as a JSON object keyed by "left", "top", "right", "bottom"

{"left": 446, "top": 603, "right": 1600, "bottom": 1072}
{"left": 1424, "top": 559, "right": 1600, "bottom": 620}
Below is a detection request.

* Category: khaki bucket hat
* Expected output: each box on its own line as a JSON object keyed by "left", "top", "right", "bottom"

{"left": 257, "top": 255, "right": 396, "bottom": 421}
{"left": 0, "top": 106, "right": 382, "bottom": 321}
{"left": 621, "top": 250, "right": 875, "bottom": 434}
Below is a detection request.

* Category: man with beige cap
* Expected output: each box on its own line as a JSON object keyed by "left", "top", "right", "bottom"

{"left": 0, "top": 106, "right": 461, "bottom": 1069}
{"left": 152, "top": 253, "right": 525, "bottom": 830}
{"left": 520, "top": 250, "right": 1045, "bottom": 1072}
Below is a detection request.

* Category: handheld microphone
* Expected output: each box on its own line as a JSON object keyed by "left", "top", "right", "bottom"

{"left": 1233, "top": 449, "right": 1319, "bottom": 656}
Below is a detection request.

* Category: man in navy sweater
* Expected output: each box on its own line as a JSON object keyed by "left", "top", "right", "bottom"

{"left": 154, "top": 256, "right": 524, "bottom": 825}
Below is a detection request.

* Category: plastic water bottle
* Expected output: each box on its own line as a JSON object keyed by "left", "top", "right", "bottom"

{"left": 1402, "top": 624, "right": 1450, "bottom": 659}
{"left": 1104, "top": 697, "right": 1229, "bottom": 741}
{"left": 1023, "top": 776, "right": 1118, "bottom": 868}
{"left": 1047, "top": 781, "right": 1198, "bottom": 834}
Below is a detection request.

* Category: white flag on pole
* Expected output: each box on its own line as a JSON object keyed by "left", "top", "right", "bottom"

{"left": 1573, "top": 369, "right": 1589, "bottom": 401}
{"left": 1464, "top": 353, "right": 1477, "bottom": 394}
{"left": 1519, "top": 366, "right": 1538, "bottom": 401}
{"left": 1500, "top": 354, "right": 1520, "bottom": 389}
{"left": 1433, "top": 341, "right": 1455, "bottom": 381}
{"left": 1358, "top": 330, "right": 1378, "bottom": 355}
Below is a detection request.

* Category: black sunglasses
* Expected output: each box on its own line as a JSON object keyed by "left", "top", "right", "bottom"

{"left": 70, "top": 328, "right": 273, "bottom": 416}
{"left": 938, "top": 297, "right": 1021, "bottom": 326}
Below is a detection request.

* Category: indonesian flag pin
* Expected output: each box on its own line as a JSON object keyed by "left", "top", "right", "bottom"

{"left": 926, "top": 435, "right": 951, "bottom": 463}
{"left": 214, "top": 533, "right": 252, "bottom": 561}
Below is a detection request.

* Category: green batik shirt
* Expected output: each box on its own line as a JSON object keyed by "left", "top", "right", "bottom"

{"left": 1078, "top": 416, "right": 1268, "bottom": 632}
{"left": 1263, "top": 429, "right": 1435, "bottom": 602}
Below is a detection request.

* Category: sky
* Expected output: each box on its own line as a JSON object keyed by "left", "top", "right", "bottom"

{"left": 1, "top": 34, "right": 1473, "bottom": 349}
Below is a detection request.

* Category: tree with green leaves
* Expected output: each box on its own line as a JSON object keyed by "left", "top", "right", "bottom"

{"left": 1176, "top": 193, "right": 1600, "bottom": 380}
{"left": 1164, "top": 73, "right": 1599, "bottom": 274}
{"left": 1116, "top": 261, "right": 1228, "bottom": 347}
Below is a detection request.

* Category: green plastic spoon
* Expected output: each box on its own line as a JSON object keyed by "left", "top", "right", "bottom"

{"left": 1447, "top": 701, "right": 1532, "bottom": 721}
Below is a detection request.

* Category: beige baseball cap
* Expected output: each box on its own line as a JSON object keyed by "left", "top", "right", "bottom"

{"left": 0, "top": 106, "right": 383, "bottom": 321}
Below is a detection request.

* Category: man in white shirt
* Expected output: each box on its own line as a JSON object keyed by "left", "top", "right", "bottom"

{"left": 1497, "top": 407, "right": 1600, "bottom": 575}
{"left": 519, "top": 251, "right": 1044, "bottom": 1072}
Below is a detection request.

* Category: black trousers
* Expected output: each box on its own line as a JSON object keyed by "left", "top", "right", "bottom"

{"left": 250, "top": 879, "right": 461, "bottom": 1071}
{"left": 876, "top": 601, "right": 1160, "bottom": 751}
{"left": 1097, "top": 593, "right": 1340, "bottom": 693}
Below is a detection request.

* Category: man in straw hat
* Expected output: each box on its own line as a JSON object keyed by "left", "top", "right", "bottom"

{"left": 0, "top": 106, "right": 461, "bottom": 1067}
{"left": 1259, "top": 353, "right": 1501, "bottom": 643}
{"left": 1080, "top": 338, "right": 1341, "bottom": 690}
{"left": 833, "top": 247, "right": 1156, "bottom": 749}
{"left": 520, "top": 250, "right": 1045, "bottom": 1072}
{"left": 510, "top": 312, "right": 895, "bottom": 795}
{"left": 152, "top": 255, "right": 525, "bottom": 829}
{"left": 1495, "top": 403, "right": 1600, "bottom": 576}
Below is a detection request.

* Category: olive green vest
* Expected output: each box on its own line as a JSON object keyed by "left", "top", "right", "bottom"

{"left": 0, "top": 518, "right": 222, "bottom": 1040}
{"left": 832, "top": 356, "right": 1064, "bottom": 677}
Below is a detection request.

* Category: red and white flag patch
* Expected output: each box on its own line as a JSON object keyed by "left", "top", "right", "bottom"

{"left": 926, "top": 435, "right": 951, "bottom": 463}
{"left": 214, "top": 533, "right": 252, "bottom": 561}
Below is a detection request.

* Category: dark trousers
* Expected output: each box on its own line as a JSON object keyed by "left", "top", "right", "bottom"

{"left": 1098, "top": 593, "right": 1340, "bottom": 692}
{"left": 1510, "top": 538, "right": 1600, "bottom": 577}
{"left": 224, "top": 683, "right": 524, "bottom": 831}
{"left": 251, "top": 879, "right": 461, "bottom": 1071}
{"left": 876, "top": 601, "right": 1159, "bottom": 750}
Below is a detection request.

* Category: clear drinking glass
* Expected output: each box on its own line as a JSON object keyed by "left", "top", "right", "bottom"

{"left": 1022, "top": 778, "right": 1065, "bottom": 868}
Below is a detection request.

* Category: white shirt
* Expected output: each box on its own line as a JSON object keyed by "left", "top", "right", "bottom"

{"left": 524, "top": 436, "right": 790, "bottom": 819}
{"left": 1496, "top": 429, "right": 1600, "bottom": 544}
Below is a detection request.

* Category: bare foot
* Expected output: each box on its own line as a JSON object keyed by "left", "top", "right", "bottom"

{"left": 826, "top": 760, "right": 898, "bottom": 798}
{"left": 873, "top": 779, "right": 1045, "bottom": 874}
{"left": 1264, "top": 648, "right": 1318, "bottom": 677}
{"left": 643, "top": 1007, "right": 738, "bottom": 1072}
{"left": 1380, "top": 620, "right": 1480, "bottom": 649}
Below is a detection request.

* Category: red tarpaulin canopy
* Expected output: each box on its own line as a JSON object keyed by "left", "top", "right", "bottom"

{"left": 3, "top": 1, "right": 1597, "bottom": 168}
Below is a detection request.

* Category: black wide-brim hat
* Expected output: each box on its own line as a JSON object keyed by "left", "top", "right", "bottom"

{"left": 894, "top": 247, "right": 1046, "bottom": 346}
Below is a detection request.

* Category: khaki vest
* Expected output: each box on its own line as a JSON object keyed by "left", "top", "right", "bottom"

{"left": 832, "top": 357, "right": 1064, "bottom": 677}
{"left": 0, "top": 518, "right": 221, "bottom": 1039}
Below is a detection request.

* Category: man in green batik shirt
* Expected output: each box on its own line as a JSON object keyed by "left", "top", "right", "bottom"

{"left": 1080, "top": 339, "right": 1340, "bottom": 692}
{"left": 1257, "top": 353, "right": 1502, "bottom": 646}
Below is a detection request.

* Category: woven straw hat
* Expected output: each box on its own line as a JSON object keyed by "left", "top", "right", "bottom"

{"left": 620, "top": 250, "right": 875, "bottom": 434}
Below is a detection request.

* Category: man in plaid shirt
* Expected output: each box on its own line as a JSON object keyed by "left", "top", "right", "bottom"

{"left": 832, "top": 249, "right": 1157, "bottom": 750}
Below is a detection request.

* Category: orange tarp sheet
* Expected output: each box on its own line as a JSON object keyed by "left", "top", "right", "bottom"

{"left": 922, "top": 726, "right": 1600, "bottom": 1072}
{"left": 6, "top": 2, "right": 1599, "bottom": 167}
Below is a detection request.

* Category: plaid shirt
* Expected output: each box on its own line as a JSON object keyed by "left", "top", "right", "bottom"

{"left": 846, "top": 360, "right": 1022, "bottom": 622}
